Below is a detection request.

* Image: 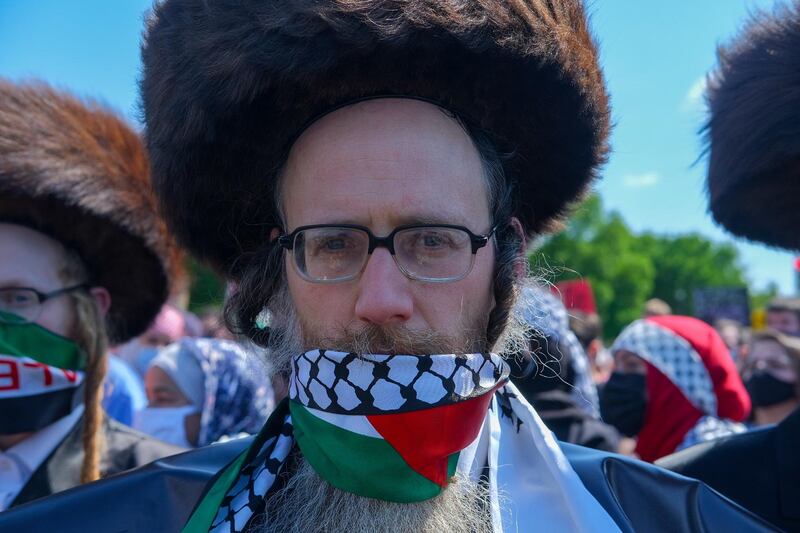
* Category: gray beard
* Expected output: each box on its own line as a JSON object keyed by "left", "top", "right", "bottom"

{"left": 251, "top": 457, "right": 493, "bottom": 533}
{"left": 254, "top": 282, "right": 527, "bottom": 532}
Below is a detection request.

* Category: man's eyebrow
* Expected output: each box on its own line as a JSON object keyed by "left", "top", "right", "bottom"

{"left": 396, "top": 214, "right": 467, "bottom": 226}
{"left": 301, "top": 214, "right": 471, "bottom": 228}
{"left": 0, "top": 279, "right": 37, "bottom": 288}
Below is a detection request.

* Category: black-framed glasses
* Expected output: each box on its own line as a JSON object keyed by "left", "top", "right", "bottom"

{"left": 278, "top": 224, "right": 496, "bottom": 283}
{"left": 0, "top": 284, "right": 88, "bottom": 324}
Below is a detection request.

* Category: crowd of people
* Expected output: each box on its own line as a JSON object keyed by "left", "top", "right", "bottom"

{"left": 513, "top": 282, "right": 800, "bottom": 465}
{"left": 102, "top": 304, "right": 276, "bottom": 448}
{"left": 35, "top": 273, "right": 799, "bottom": 481}
{"left": 0, "top": 0, "right": 798, "bottom": 531}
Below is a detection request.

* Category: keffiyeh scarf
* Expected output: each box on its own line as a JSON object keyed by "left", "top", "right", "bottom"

{"left": 611, "top": 318, "right": 747, "bottom": 461}
{"left": 183, "top": 350, "right": 620, "bottom": 533}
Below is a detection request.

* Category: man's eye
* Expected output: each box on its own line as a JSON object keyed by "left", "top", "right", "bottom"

{"left": 312, "top": 236, "right": 353, "bottom": 254}
{"left": 422, "top": 234, "right": 446, "bottom": 247}
{"left": 0, "top": 291, "right": 34, "bottom": 307}
{"left": 322, "top": 238, "right": 347, "bottom": 251}
{"left": 418, "top": 232, "right": 453, "bottom": 249}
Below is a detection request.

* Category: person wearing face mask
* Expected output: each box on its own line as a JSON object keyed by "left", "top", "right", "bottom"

{"left": 742, "top": 331, "right": 800, "bottom": 427}
{"left": 135, "top": 343, "right": 205, "bottom": 448}
{"left": 134, "top": 338, "right": 275, "bottom": 448}
{"left": 0, "top": 1, "right": 777, "bottom": 531}
{"left": 655, "top": 5, "right": 800, "bottom": 530}
{"left": 600, "top": 315, "right": 750, "bottom": 462}
{"left": 0, "top": 79, "right": 185, "bottom": 510}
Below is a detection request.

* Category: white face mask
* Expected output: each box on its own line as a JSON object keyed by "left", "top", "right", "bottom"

{"left": 133, "top": 405, "right": 198, "bottom": 448}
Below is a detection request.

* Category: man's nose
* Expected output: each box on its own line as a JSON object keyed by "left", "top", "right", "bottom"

{"left": 354, "top": 248, "right": 413, "bottom": 326}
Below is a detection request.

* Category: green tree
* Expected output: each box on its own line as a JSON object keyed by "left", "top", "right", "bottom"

{"left": 750, "top": 282, "right": 779, "bottom": 311}
{"left": 533, "top": 195, "right": 748, "bottom": 339}
{"left": 634, "top": 233, "right": 747, "bottom": 316}
{"left": 187, "top": 258, "right": 226, "bottom": 313}
{"left": 534, "top": 197, "right": 654, "bottom": 339}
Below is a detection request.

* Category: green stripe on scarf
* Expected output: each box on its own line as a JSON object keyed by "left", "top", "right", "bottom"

{"left": 0, "top": 311, "right": 85, "bottom": 370}
{"left": 181, "top": 399, "right": 292, "bottom": 533}
{"left": 290, "top": 402, "right": 449, "bottom": 503}
{"left": 181, "top": 448, "right": 249, "bottom": 533}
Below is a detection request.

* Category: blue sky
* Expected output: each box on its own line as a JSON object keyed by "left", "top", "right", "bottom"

{"left": 0, "top": 0, "right": 796, "bottom": 294}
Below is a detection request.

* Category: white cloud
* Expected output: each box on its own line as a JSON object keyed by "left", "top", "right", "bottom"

{"left": 681, "top": 76, "right": 707, "bottom": 114}
{"left": 623, "top": 171, "right": 661, "bottom": 188}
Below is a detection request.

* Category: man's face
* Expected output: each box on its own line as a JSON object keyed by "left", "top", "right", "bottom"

{"left": 280, "top": 99, "right": 496, "bottom": 354}
{"left": 767, "top": 310, "right": 800, "bottom": 336}
{"left": 0, "top": 223, "right": 76, "bottom": 337}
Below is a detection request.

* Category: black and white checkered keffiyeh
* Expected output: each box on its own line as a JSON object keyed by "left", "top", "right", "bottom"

{"left": 611, "top": 319, "right": 718, "bottom": 415}
{"left": 209, "top": 415, "right": 294, "bottom": 533}
{"left": 203, "top": 351, "right": 621, "bottom": 533}
{"left": 290, "top": 349, "right": 507, "bottom": 414}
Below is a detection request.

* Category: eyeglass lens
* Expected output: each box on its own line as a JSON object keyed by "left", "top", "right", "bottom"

{"left": 292, "top": 226, "right": 475, "bottom": 282}
{"left": 0, "top": 288, "right": 41, "bottom": 323}
{"left": 295, "top": 228, "right": 369, "bottom": 282}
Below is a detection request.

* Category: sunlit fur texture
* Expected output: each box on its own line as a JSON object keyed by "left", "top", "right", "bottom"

{"left": 142, "top": 0, "right": 610, "bottom": 276}
{"left": 0, "top": 79, "right": 181, "bottom": 341}
{"left": 705, "top": 1, "right": 800, "bottom": 251}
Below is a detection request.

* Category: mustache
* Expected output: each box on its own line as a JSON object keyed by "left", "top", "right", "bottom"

{"left": 305, "top": 323, "right": 485, "bottom": 356}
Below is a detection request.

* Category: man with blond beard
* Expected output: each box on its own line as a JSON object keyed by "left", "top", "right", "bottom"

{"left": 0, "top": 1, "right": 777, "bottom": 531}
{"left": 0, "top": 80, "right": 184, "bottom": 510}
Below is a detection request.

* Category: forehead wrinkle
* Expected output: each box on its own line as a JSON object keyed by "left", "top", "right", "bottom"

{"left": 292, "top": 174, "right": 480, "bottom": 228}
{"left": 282, "top": 100, "right": 489, "bottom": 230}
{"left": 0, "top": 226, "right": 67, "bottom": 289}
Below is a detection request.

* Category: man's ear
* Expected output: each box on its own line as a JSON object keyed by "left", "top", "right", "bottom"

{"left": 509, "top": 217, "right": 527, "bottom": 277}
{"left": 269, "top": 227, "right": 281, "bottom": 241}
{"left": 89, "top": 287, "right": 112, "bottom": 317}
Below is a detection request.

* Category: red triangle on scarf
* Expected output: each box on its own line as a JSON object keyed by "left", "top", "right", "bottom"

{"left": 366, "top": 388, "right": 497, "bottom": 487}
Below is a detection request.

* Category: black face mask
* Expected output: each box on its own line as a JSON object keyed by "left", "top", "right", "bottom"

{"left": 600, "top": 373, "right": 647, "bottom": 437}
{"left": 745, "top": 372, "right": 796, "bottom": 408}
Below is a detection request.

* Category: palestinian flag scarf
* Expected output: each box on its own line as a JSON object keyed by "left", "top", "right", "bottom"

{"left": 184, "top": 350, "right": 620, "bottom": 533}
{"left": 0, "top": 311, "right": 86, "bottom": 433}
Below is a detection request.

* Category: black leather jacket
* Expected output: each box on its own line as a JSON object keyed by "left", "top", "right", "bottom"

{"left": 658, "top": 407, "right": 800, "bottom": 532}
{"left": 0, "top": 429, "right": 778, "bottom": 532}
{"left": 11, "top": 414, "right": 185, "bottom": 509}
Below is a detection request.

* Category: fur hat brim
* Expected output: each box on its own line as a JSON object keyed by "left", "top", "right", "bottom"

{"left": 706, "top": 3, "right": 800, "bottom": 251}
{"left": 142, "top": 0, "right": 610, "bottom": 275}
{"left": 0, "top": 80, "right": 181, "bottom": 342}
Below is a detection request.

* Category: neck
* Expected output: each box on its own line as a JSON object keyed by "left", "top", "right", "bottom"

{"left": 0, "top": 432, "right": 34, "bottom": 451}
{"left": 754, "top": 398, "right": 799, "bottom": 426}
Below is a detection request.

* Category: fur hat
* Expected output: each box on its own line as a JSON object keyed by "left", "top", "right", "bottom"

{"left": 142, "top": 0, "right": 610, "bottom": 275}
{"left": 706, "top": 2, "right": 800, "bottom": 251}
{"left": 0, "top": 80, "right": 182, "bottom": 342}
